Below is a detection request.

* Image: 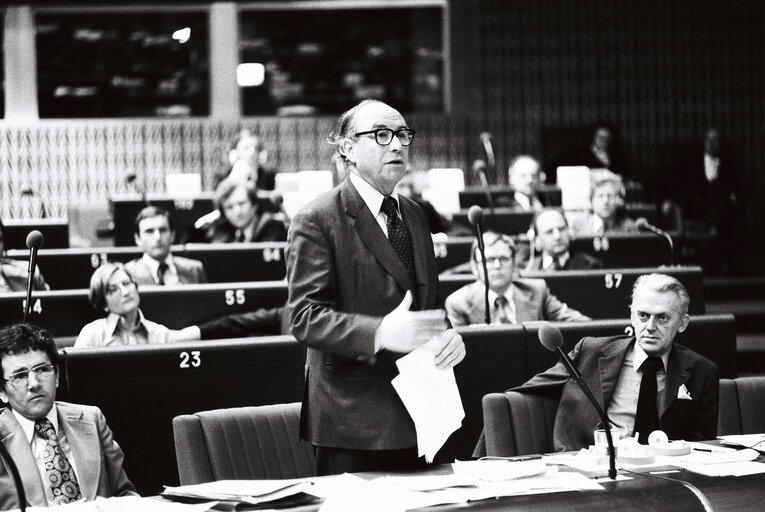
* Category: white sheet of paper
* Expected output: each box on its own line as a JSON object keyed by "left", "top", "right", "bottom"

{"left": 718, "top": 433, "right": 765, "bottom": 451}
{"left": 391, "top": 347, "right": 465, "bottom": 462}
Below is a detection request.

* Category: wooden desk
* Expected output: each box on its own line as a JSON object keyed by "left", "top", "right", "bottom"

{"left": 452, "top": 204, "right": 657, "bottom": 235}
{"left": 7, "top": 242, "right": 288, "bottom": 289}
{"left": 2, "top": 217, "right": 69, "bottom": 249}
{"left": 439, "top": 266, "right": 704, "bottom": 320}
{"left": 459, "top": 183, "right": 644, "bottom": 209}
{"left": 58, "top": 336, "right": 306, "bottom": 495}
{"left": 0, "top": 281, "right": 288, "bottom": 336}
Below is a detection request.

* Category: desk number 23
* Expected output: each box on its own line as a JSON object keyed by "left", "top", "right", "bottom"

{"left": 180, "top": 351, "right": 201, "bottom": 368}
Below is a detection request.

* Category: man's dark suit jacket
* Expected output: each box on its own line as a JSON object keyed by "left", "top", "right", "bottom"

{"left": 520, "top": 335, "right": 719, "bottom": 451}
{"left": 198, "top": 305, "right": 289, "bottom": 339}
{"left": 525, "top": 251, "right": 603, "bottom": 271}
{"left": 0, "top": 402, "right": 137, "bottom": 509}
{"left": 286, "top": 177, "right": 440, "bottom": 451}
{"left": 125, "top": 255, "right": 207, "bottom": 285}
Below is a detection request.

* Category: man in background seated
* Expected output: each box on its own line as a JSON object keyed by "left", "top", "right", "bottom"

{"left": 519, "top": 274, "right": 718, "bottom": 450}
{"left": 0, "top": 220, "right": 49, "bottom": 292}
{"left": 0, "top": 323, "right": 137, "bottom": 509}
{"left": 524, "top": 208, "right": 603, "bottom": 271}
{"left": 125, "top": 206, "right": 207, "bottom": 285}
{"left": 445, "top": 231, "right": 590, "bottom": 326}
{"left": 214, "top": 129, "right": 277, "bottom": 191}
{"left": 504, "top": 155, "right": 545, "bottom": 211}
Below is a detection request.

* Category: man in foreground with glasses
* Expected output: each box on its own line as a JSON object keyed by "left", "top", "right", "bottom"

{"left": 287, "top": 99, "right": 465, "bottom": 475}
{"left": 445, "top": 231, "right": 590, "bottom": 326}
{"left": 0, "top": 323, "right": 136, "bottom": 509}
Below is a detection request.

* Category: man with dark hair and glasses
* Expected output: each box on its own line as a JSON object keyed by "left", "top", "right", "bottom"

{"left": 287, "top": 99, "right": 465, "bottom": 475}
{"left": 0, "top": 323, "right": 136, "bottom": 509}
{"left": 445, "top": 231, "right": 590, "bottom": 326}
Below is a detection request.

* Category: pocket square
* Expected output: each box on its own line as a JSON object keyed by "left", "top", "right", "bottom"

{"left": 677, "top": 384, "right": 692, "bottom": 400}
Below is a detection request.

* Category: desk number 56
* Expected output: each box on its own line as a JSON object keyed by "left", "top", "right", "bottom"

{"left": 604, "top": 273, "right": 623, "bottom": 289}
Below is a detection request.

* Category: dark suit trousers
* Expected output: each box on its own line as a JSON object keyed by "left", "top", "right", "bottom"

{"left": 315, "top": 445, "right": 426, "bottom": 476}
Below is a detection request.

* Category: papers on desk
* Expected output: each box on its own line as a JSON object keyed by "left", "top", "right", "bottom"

{"left": 162, "top": 479, "right": 317, "bottom": 507}
{"left": 718, "top": 433, "right": 765, "bottom": 452}
{"left": 391, "top": 347, "right": 465, "bottom": 462}
{"left": 15, "top": 496, "right": 217, "bottom": 512}
{"left": 319, "top": 463, "right": 603, "bottom": 512}
{"left": 668, "top": 443, "right": 765, "bottom": 477}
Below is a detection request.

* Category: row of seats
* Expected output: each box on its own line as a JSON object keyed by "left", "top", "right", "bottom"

{"left": 481, "top": 376, "right": 765, "bottom": 458}
{"left": 54, "top": 316, "right": 737, "bottom": 494}
{"left": 6, "top": 233, "right": 677, "bottom": 289}
{"left": 0, "top": 266, "right": 704, "bottom": 338}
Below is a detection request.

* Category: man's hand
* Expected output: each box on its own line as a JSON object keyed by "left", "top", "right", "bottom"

{"left": 375, "top": 291, "right": 448, "bottom": 353}
{"left": 424, "top": 329, "right": 466, "bottom": 369}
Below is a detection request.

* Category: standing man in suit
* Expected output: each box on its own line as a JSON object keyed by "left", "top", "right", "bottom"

{"left": 0, "top": 323, "right": 136, "bottom": 509}
{"left": 520, "top": 273, "right": 719, "bottom": 450}
{"left": 287, "top": 100, "right": 465, "bottom": 476}
{"left": 125, "top": 206, "right": 207, "bottom": 285}
{"left": 445, "top": 231, "right": 590, "bottom": 326}
{"left": 524, "top": 208, "right": 603, "bottom": 271}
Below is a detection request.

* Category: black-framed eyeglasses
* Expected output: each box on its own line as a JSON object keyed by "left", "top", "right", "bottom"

{"left": 3, "top": 363, "right": 56, "bottom": 389}
{"left": 354, "top": 128, "right": 415, "bottom": 146}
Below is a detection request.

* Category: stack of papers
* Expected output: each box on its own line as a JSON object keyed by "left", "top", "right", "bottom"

{"left": 391, "top": 347, "right": 465, "bottom": 462}
{"left": 162, "top": 479, "right": 318, "bottom": 507}
{"left": 718, "top": 433, "right": 765, "bottom": 452}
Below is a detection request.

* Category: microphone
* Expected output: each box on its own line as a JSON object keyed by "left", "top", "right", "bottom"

{"left": 269, "top": 190, "right": 291, "bottom": 228}
{"left": 23, "top": 231, "right": 44, "bottom": 323}
{"left": 468, "top": 206, "right": 490, "bottom": 325}
{"left": 636, "top": 218, "right": 674, "bottom": 266}
{"left": 472, "top": 159, "right": 495, "bottom": 213}
{"left": 126, "top": 173, "right": 151, "bottom": 207}
{"left": 538, "top": 323, "right": 617, "bottom": 479}
{"left": 480, "top": 132, "right": 496, "bottom": 170}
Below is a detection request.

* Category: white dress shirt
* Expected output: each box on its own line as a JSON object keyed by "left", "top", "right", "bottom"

{"left": 349, "top": 171, "right": 402, "bottom": 238}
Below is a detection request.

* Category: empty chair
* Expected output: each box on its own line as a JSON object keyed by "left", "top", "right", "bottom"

{"left": 735, "top": 376, "right": 765, "bottom": 434}
{"left": 718, "top": 378, "right": 741, "bottom": 435}
{"left": 482, "top": 391, "right": 559, "bottom": 457}
{"left": 172, "top": 403, "right": 315, "bottom": 485}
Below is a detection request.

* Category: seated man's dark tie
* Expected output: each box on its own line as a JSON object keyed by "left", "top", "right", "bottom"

{"left": 381, "top": 196, "right": 418, "bottom": 307}
{"left": 35, "top": 418, "right": 82, "bottom": 505}
{"left": 633, "top": 356, "right": 663, "bottom": 444}
{"left": 157, "top": 262, "right": 169, "bottom": 285}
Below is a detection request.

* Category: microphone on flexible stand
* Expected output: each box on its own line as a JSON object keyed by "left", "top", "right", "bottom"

{"left": 23, "top": 230, "right": 44, "bottom": 323}
{"left": 538, "top": 323, "right": 617, "bottom": 479}
{"left": 126, "top": 173, "right": 151, "bottom": 207}
{"left": 480, "top": 132, "right": 496, "bottom": 170}
{"left": 472, "top": 159, "right": 495, "bottom": 225}
{"left": 468, "top": 206, "right": 491, "bottom": 325}
{"left": 636, "top": 218, "right": 674, "bottom": 266}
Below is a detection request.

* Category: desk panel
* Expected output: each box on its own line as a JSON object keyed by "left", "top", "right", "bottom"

{"left": 569, "top": 233, "right": 673, "bottom": 268}
{"left": 0, "top": 281, "right": 288, "bottom": 336}
{"left": 523, "top": 314, "right": 738, "bottom": 380}
{"left": 7, "top": 243, "right": 288, "bottom": 289}
{"left": 438, "top": 325, "right": 527, "bottom": 463}
{"left": 58, "top": 336, "right": 305, "bottom": 495}
{"left": 2, "top": 218, "right": 69, "bottom": 249}
{"left": 459, "top": 183, "right": 644, "bottom": 209}
{"left": 452, "top": 205, "right": 657, "bottom": 235}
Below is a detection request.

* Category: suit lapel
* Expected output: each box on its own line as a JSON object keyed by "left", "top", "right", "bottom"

{"left": 342, "top": 180, "right": 412, "bottom": 299}
{"left": 57, "top": 405, "right": 100, "bottom": 501}
{"left": 598, "top": 337, "right": 633, "bottom": 410}
{"left": 661, "top": 346, "right": 691, "bottom": 417}
{"left": 400, "top": 196, "right": 430, "bottom": 308}
{"left": 0, "top": 408, "right": 47, "bottom": 507}
{"left": 511, "top": 281, "right": 536, "bottom": 323}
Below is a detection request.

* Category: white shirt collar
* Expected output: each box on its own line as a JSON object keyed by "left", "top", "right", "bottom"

{"left": 105, "top": 310, "right": 147, "bottom": 337}
{"left": 349, "top": 172, "right": 400, "bottom": 218}
{"left": 632, "top": 341, "right": 670, "bottom": 374}
{"left": 591, "top": 215, "right": 605, "bottom": 234}
{"left": 13, "top": 404, "right": 59, "bottom": 444}
{"left": 542, "top": 251, "right": 570, "bottom": 270}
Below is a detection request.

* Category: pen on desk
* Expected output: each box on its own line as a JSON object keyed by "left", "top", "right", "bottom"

{"left": 479, "top": 455, "right": 543, "bottom": 462}
{"left": 692, "top": 447, "right": 716, "bottom": 452}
